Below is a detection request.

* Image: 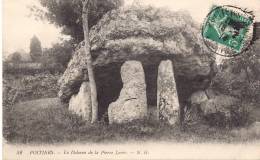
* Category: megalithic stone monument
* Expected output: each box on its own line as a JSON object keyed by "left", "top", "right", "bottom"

{"left": 108, "top": 60, "right": 148, "bottom": 124}
{"left": 157, "top": 60, "right": 180, "bottom": 125}
{"left": 69, "top": 82, "right": 92, "bottom": 122}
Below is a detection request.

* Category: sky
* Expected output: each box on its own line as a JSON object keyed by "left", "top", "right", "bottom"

{"left": 3, "top": 0, "right": 260, "bottom": 55}
{"left": 3, "top": 0, "right": 64, "bottom": 54}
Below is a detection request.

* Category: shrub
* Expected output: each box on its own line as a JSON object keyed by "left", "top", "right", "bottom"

{"left": 30, "top": 36, "right": 42, "bottom": 62}
{"left": 8, "top": 52, "right": 22, "bottom": 63}
{"left": 42, "top": 40, "right": 73, "bottom": 68}
{"left": 3, "top": 73, "right": 61, "bottom": 102}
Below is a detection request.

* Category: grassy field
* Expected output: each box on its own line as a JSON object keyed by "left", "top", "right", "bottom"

{"left": 3, "top": 98, "right": 260, "bottom": 144}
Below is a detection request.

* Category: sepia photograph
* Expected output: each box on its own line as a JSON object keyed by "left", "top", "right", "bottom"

{"left": 2, "top": 0, "right": 260, "bottom": 159}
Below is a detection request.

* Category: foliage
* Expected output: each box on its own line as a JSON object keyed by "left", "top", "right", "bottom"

{"left": 4, "top": 40, "right": 72, "bottom": 74}
{"left": 207, "top": 40, "right": 260, "bottom": 127}
{"left": 3, "top": 73, "right": 61, "bottom": 102}
{"left": 211, "top": 40, "right": 260, "bottom": 104}
{"left": 31, "top": 0, "right": 123, "bottom": 43}
{"left": 43, "top": 40, "right": 73, "bottom": 68}
{"left": 3, "top": 72, "right": 61, "bottom": 140}
{"left": 3, "top": 81, "right": 17, "bottom": 141}
{"left": 3, "top": 62, "right": 64, "bottom": 74}
{"left": 30, "top": 35, "right": 42, "bottom": 62}
{"left": 7, "top": 52, "right": 22, "bottom": 63}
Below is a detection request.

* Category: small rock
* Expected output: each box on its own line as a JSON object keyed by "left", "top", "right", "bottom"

{"left": 157, "top": 60, "right": 180, "bottom": 125}
{"left": 205, "top": 88, "right": 216, "bottom": 99}
{"left": 190, "top": 90, "right": 208, "bottom": 105}
{"left": 250, "top": 122, "right": 260, "bottom": 134}
{"left": 200, "top": 95, "right": 239, "bottom": 117}
{"left": 108, "top": 61, "right": 147, "bottom": 124}
{"left": 69, "top": 82, "right": 91, "bottom": 122}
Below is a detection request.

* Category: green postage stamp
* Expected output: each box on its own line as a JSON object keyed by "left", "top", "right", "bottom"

{"left": 202, "top": 5, "right": 254, "bottom": 57}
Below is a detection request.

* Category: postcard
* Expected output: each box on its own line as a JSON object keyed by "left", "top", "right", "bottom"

{"left": 2, "top": 0, "right": 260, "bottom": 159}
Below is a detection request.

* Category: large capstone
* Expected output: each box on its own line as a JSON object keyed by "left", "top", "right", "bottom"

{"left": 157, "top": 60, "right": 180, "bottom": 125}
{"left": 69, "top": 82, "right": 91, "bottom": 122}
{"left": 58, "top": 6, "right": 216, "bottom": 120}
{"left": 108, "top": 61, "right": 147, "bottom": 124}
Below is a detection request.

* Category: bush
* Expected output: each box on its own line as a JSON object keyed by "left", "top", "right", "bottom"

{"left": 207, "top": 41, "right": 260, "bottom": 127}
{"left": 3, "top": 73, "right": 61, "bottom": 102}
{"left": 30, "top": 36, "right": 42, "bottom": 62}
{"left": 8, "top": 52, "right": 22, "bottom": 63}
{"left": 42, "top": 40, "right": 73, "bottom": 69}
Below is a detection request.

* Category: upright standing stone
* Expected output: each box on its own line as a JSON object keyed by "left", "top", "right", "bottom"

{"left": 157, "top": 60, "right": 180, "bottom": 125}
{"left": 108, "top": 61, "right": 147, "bottom": 124}
{"left": 69, "top": 82, "right": 91, "bottom": 122}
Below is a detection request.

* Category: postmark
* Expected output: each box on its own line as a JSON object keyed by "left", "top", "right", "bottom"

{"left": 202, "top": 5, "right": 255, "bottom": 57}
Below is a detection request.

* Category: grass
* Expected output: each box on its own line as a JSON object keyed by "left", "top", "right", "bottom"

{"left": 3, "top": 98, "right": 260, "bottom": 144}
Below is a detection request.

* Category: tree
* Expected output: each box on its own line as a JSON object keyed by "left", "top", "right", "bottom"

{"left": 82, "top": 0, "right": 98, "bottom": 123}
{"left": 9, "top": 52, "right": 22, "bottom": 63}
{"left": 31, "top": 0, "right": 123, "bottom": 43}
{"left": 43, "top": 40, "right": 73, "bottom": 68}
{"left": 30, "top": 35, "right": 42, "bottom": 62}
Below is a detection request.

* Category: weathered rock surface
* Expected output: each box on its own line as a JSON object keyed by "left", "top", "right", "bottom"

{"left": 58, "top": 46, "right": 86, "bottom": 102}
{"left": 186, "top": 38, "right": 260, "bottom": 126}
{"left": 199, "top": 40, "right": 260, "bottom": 126}
{"left": 58, "top": 6, "right": 216, "bottom": 123}
{"left": 247, "top": 122, "right": 260, "bottom": 134}
{"left": 200, "top": 95, "right": 239, "bottom": 116}
{"left": 186, "top": 89, "right": 240, "bottom": 125}
{"left": 157, "top": 60, "right": 180, "bottom": 125}
{"left": 185, "top": 90, "right": 209, "bottom": 123}
{"left": 190, "top": 90, "right": 208, "bottom": 105}
{"left": 69, "top": 82, "right": 91, "bottom": 121}
{"left": 108, "top": 61, "right": 147, "bottom": 124}
{"left": 58, "top": 6, "right": 215, "bottom": 103}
